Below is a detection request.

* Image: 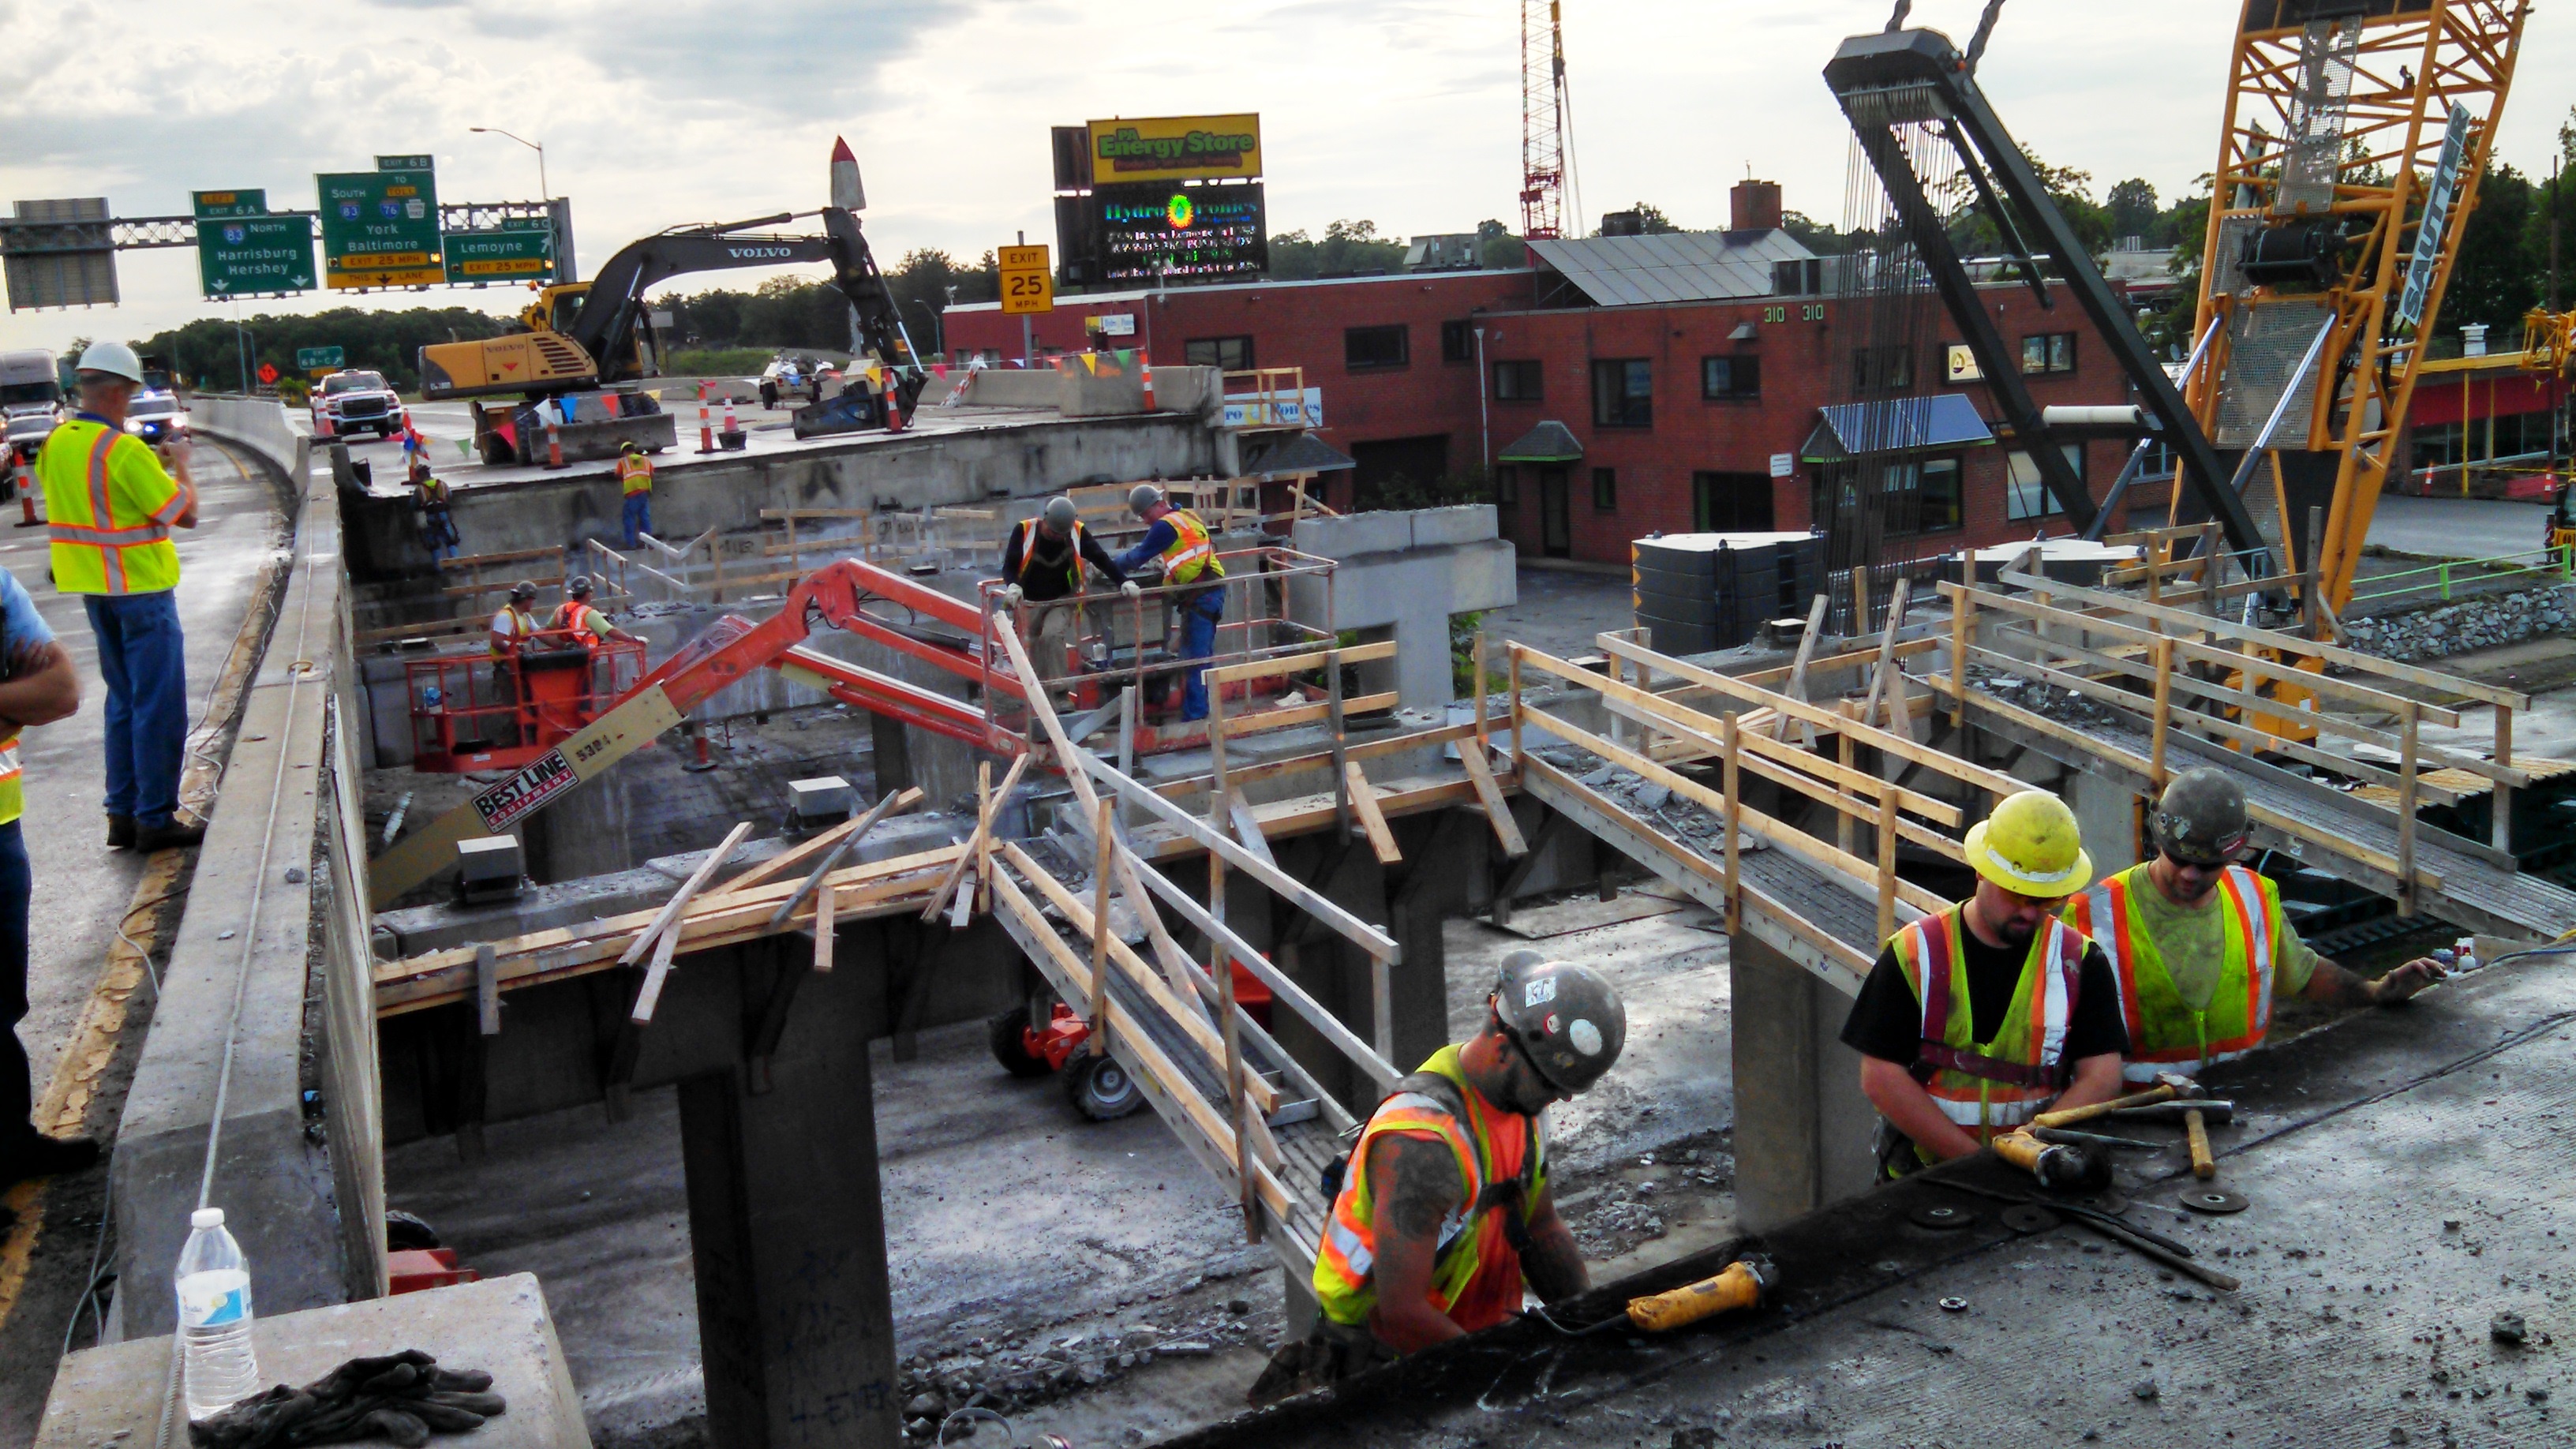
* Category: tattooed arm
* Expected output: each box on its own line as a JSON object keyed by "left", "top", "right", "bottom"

{"left": 1365, "top": 1133, "right": 1469, "bottom": 1354}
{"left": 1517, "top": 1183, "right": 1589, "bottom": 1304}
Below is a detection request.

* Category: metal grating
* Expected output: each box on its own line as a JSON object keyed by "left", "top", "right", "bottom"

{"left": 2275, "top": 17, "right": 2364, "bottom": 215}
{"left": 2216, "top": 298, "right": 2332, "bottom": 447}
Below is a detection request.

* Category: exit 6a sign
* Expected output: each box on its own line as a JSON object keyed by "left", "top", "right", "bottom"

{"left": 999, "top": 244, "right": 1053, "bottom": 316}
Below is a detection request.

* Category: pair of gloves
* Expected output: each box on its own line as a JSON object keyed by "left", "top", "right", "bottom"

{"left": 189, "top": 1351, "right": 505, "bottom": 1449}
{"left": 1000, "top": 582, "right": 1141, "bottom": 606}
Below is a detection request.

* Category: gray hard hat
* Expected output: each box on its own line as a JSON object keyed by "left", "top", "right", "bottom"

{"left": 1491, "top": 949, "right": 1627, "bottom": 1095}
{"left": 509, "top": 579, "right": 538, "bottom": 602}
{"left": 566, "top": 575, "right": 595, "bottom": 598}
{"left": 1043, "top": 496, "right": 1079, "bottom": 532}
{"left": 1128, "top": 483, "right": 1165, "bottom": 516}
{"left": 2151, "top": 767, "right": 2249, "bottom": 867}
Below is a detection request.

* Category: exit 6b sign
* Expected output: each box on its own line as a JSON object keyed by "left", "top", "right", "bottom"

{"left": 999, "top": 244, "right": 1053, "bottom": 316}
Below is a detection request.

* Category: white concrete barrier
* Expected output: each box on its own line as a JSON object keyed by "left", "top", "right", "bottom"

{"left": 189, "top": 394, "right": 312, "bottom": 488}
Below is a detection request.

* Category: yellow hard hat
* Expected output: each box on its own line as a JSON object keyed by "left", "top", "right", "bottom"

{"left": 1962, "top": 789, "right": 2092, "bottom": 899}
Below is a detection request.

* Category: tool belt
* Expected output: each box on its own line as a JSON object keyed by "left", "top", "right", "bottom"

{"left": 1910, "top": 1041, "right": 2070, "bottom": 1091}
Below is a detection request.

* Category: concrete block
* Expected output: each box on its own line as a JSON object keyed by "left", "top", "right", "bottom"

{"left": 455, "top": 835, "right": 523, "bottom": 889}
{"left": 953, "top": 369, "right": 1058, "bottom": 409}
{"left": 1729, "top": 930, "right": 1875, "bottom": 1233}
{"left": 788, "top": 775, "right": 854, "bottom": 823}
{"left": 1292, "top": 511, "right": 1412, "bottom": 560}
{"left": 39, "top": 1275, "right": 591, "bottom": 1449}
{"left": 1409, "top": 504, "right": 1498, "bottom": 549}
{"left": 1442, "top": 539, "right": 1521, "bottom": 614}
{"left": 1056, "top": 361, "right": 1148, "bottom": 417}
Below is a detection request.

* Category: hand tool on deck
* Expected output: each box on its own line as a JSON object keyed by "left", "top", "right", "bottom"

{"left": 1990, "top": 1129, "right": 2112, "bottom": 1190}
{"left": 1623, "top": 1254, "right": 1780, "bottom": 1332}
{"left": 2102, "top": 1100, "right": 2236, "bottom": 1180}
{"left": 1922, "top": 1178, "right": 2239, "bottom": 1292}
{"left": 2028, "top": 1074, "right": 2200, "bottom": 1129}
{"left": 2030, "top": 1125, "right": 2162, "bottom": 1151}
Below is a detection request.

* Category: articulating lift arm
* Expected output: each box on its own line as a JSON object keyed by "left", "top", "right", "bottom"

{"left": 368, "top": 558, "right": 1025, "bottom": 908}
{"left": 1824, "top": 27, "right": 2268, "bottom": 563}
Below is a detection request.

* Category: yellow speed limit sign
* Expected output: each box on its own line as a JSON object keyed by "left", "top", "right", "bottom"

{"left": 999, "top": 244, "right": 1054, "bottom": 315}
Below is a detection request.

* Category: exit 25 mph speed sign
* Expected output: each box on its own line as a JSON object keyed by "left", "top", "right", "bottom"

{"left": 999, "top": 244, "right": 1053, "bottom": 315}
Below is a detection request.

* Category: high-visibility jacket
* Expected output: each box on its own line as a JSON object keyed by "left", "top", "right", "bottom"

{"left": 1013, "top": 517, "right": 1088, "bottom": 593}
{"left": 489, "top": 604, "right": 538, "bottom": 657}
{"left": 0, "top": 724, "right": 22, "bottom": 826}
{"left": 2065, "top": 863, "right": 2282, "bottom": 1085}
{"left": 1156, "top": 508, "right": 1222, "bottom": 587}
{"left": 1313, "top": 1045, "right": 1546, "bottom": 1334}
{"left": 1887, "top": 906, "right": 2088, "bottom": 1159}
{"left": 549, "top": 600, "right": 612, "bottom": 642}
{"left": 36, "top": 416, "right": 186, "bottom": 596}
{"left": 618, "top": 453, "right": 653, "bottom": 496}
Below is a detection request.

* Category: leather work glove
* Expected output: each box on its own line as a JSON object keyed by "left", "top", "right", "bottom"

{"left": 1001, "top": 585, "right": 1024, "bottom": 608}
{"left": 1121, "top": 580, "right": 1141, "bottom": 600}
{"left": 189, "top": 1350, "right": 507, "bottom": 1449}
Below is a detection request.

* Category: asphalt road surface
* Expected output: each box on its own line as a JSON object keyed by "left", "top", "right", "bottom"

{"left": 2365, "top": 492, "right": 2554, "bottom": 560}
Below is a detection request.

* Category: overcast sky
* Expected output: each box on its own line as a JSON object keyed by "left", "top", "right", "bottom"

{"left": 5, "top": 0, "right": 2574, "bottom": 356}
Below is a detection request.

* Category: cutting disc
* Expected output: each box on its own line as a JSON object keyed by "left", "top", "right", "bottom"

{"left": 2057, "top": 1189, "right": 2129, "bottom": 1215}
{"left": 2001, "top": 1204, "right": 2061, "bottom": 1234}
{"left": 2177, "top": 1188, "right": 2250, "bottom": 1215}
{"left": 1908, "top": 1202, "right": 1976, "bottom": 1230}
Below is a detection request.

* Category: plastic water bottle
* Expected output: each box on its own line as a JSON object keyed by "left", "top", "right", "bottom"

{"left": 177, "top": 1208, "right": 258, "bottom": 1418}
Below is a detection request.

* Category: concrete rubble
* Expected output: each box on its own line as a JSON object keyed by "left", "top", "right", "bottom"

{"left": 2343, "top": 586, "right": 2576, "bottom": 663}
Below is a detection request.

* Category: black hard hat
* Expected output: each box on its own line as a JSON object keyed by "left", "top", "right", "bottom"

{"left": 567, "top": 575, "right": 595, "bottom": 598}
{"left": 1490, "top": 949, "right": 1627, "bottom": 1095}
{"left": 509, "top": 579, "right": 538, "bottom": 602}
{"left": 2151, "top": 767, "right": 2250, "bottom": 867}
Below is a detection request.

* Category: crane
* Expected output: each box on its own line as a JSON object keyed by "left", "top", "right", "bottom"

{"left": 1519, "top": 0, "right": 1576, "bottom": 242}
{"left": 2182, "top": 0, "right": 2530, "bottom": 620}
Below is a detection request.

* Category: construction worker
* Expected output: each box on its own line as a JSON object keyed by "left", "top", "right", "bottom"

{"left": 550, "top": 575, "right": 642, "bottom": 651}
{"left": 0, "top": 567, "right": 87, "bottom": 1189}
{"left": 2065, "top": 768, "right": 2447, "bottom": 1085}
{"left": 34, "top": 340, "right": 202, "bottom": 853}
{"left": 487, "top": 580, "right": 542, "bottom": 745}
{"left": 616, "top": 440, "right": 654, "bottom": 549}
{"left": 1000, "top": 496, "right": 1136, "bottom": 688}
{"left": 410, "top": 455, "right": 459, "bottom": 564}
{"left": 1840, "top": 789, "right": 2131, "bottom": 1177}
{"left": 1249, "top": 953, "right": 1624, "bottom": 1404}
{"left": 1110, "top": 484, "right": 1226, "bottom": 721}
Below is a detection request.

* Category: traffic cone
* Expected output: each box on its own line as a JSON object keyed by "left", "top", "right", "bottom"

{"left": 315, "top": 408, "right": 335, "bottom": 440}
{"left": 544, "top": 415, "right": 564, "bottom": 470}
{"left": 11, "top": 458, "right": 37, "bottom": 528}
{"left": 697, "top": 382, "right": 715, "bottom": 454}
{"left": 1140, "top": 361, "right": 1156, "bottom": 412}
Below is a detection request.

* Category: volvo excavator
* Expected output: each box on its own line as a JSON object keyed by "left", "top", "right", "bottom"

{"left": 419, "top": 205, "right": 923, "bottom": 464}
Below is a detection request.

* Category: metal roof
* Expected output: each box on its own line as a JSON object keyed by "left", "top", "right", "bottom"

{"left": 1525, "top": 229, "right": 1817, "bottom": 307}
{"left": 1497, "top": 420, "right": 1585, "bottom": 463}
{"left": 1800, "top": 395, "right": 1996, "bottom": 462}
{"left": 1238, "top": 431, "right": 1354, "bottom": 477}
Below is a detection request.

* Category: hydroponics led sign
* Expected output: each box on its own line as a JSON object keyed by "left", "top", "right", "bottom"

{"left": 1095, "top": 182, "right": 1267, "bottom": 283}
{"left": 1086, "top": 114, "right": 1261, "bottom": 183}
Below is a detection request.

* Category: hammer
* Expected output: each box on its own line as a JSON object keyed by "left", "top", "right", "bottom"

{"left": 2106, "top": 1100, "right": 2237, "bottom": 1180}
{"left": 2029, "top": 1073, "right": 2201, "bottom": 1130}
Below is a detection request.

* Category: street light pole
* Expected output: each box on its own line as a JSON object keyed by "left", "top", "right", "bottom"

{"left": 470, "top": 126, "right": 549, "bottom": 200}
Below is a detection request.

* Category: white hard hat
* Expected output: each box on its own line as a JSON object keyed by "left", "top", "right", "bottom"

{"left": 77, "top": 340, "right": 144, "bottom": 384}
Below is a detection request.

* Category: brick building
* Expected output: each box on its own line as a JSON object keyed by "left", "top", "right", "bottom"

{"left": 945, "top": 182, "right": 2151, "bottom": 567}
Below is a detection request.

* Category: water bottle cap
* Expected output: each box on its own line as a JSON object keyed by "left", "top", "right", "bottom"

{"left": 191, "top": 1208, "right": 225, "bottom": 1230}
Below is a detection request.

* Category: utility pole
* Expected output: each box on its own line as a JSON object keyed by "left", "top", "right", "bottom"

{"left": 1018, "top": 230, "right": 1034, "bottom": 368}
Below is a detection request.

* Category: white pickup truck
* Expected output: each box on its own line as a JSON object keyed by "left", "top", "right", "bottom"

{"left": 311, "top": 369, "right": 409, "bottom": 440}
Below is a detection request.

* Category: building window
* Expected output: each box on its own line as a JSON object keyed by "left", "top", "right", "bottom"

{"left": 1702, "top": 354, "right": 1760, "bottom": 400}
{"left": 1693, "top": 472, "right": 1775, "bottom": 532}
{"left": 1441, "top": 319, "right": 1478, "bottom": 363}
{"left": 1591, "top": 358, "right": 1653, "bottom": 428}
{"left": 2008, "top": 443, "right": 2087, "bottom": 519}
{"left": 1184, "top": 335, "right": 1254, "bottom": 372}
{"left": 1880, "top": 456, "right": 1964, "bottom": 537}
{"left": 1496, "top": 465, "right": 1519, "bottom": 505}
{"left": 1852, "top": 345, "right": 1912, "bottom": 393}
{"left": 1492, "top": 360, "right": 1544, "bottom": 401}
{"left": 2021, "top": 331, "right": 2077, "bottom": 375}
{"left": 1345, "top": 324, "right": 1410, "bottom": 370}
{"left": 1592, "top": 467, "right": 1617, "bottom": 511}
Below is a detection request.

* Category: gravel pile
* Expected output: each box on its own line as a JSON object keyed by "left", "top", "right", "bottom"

{"left": 896, "top": 1282, "right": 1272, "bottom": 1438}
{"left": 2341, "top": 586, "right": 2576, "bottom": 663}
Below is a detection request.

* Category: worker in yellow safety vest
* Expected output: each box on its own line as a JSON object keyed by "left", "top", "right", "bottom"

{"left": 616, "top": 440, "right": 654, "bottom": 549}
{"left": 1110, "top": 484, "right": 1226, "bottom": 721}
{"left": 1840, "top": 789, "right": 2131, "bottom": 1178}
{"left": 2065, "top": 768, "right": 2447, "bottom": 1085}
{"left": 1248, "top": 953, "right": 1623, "bottom": 1406}
{"left": 34, "top": 339, "right": 203, "bottom": 855}
{"left": 0, "top": 538, "right": 84, "bottom": 1188}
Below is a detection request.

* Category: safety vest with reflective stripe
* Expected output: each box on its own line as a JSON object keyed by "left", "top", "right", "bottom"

{"left": 489, "top": 604, "right": 538, "bottom": 658}
{"left": 618, "top": 454, "right": 653, "bottom": 496}
{"left": 0, "top": 738, "right": 23, "bottom": 826}
{"left": 1014, "top": 517, "right": 1088, "bottom": 592}
{"left": 36, "top": 418, "right": 184, "bottom": 596}
{"left": 549, "top": 601, "right": 611, "bottom": 642}
{"left": 1155, "top": 508, "right": 1222, "bottom": 587}
{"left": 1313, "top": 1045, "right": 1546, "bottom": 1332}
{"left": 2065, "top": 863, "right": 2278, "bottom": 1086}
{"left": 1888, "top": 907, "right": 2086, "bottom": 1154}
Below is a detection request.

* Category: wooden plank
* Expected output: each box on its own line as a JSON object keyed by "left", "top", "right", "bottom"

{"left": 1204, "top": 638, "right": 1398, "bottom": 686}
{"left": 1457, "top": 740, "right": 1527, "bottom": 857}
{"left": 1344, "top": 762, "right": 1402, "bottom": 864}
{"left": 1776, "top": 592, "right": 1829, "bottom": 744}
{"left": 1148, "top": 721, "right": 1478, "bottom": 800}
{"left": 811, "top": 883, "right": 835, "bottom": 972}
{"left": 630, "top": 916, "right": 686, "bottom": 1025}
{"left": 769, "top": 789, "right": 922, "bottom": 928}
{"left": 713, "top": 786, "right": 926, "bottom": 904}
{"left": 1133, "top": 776, "right": 1483, "bottom": 862}
{"left": 620, "top": 822, "right": 756, "bottom": 968}
{"left": 1860, "top": 577, "right": 1912, "bottom": 726}
{"left": 920, "top": 756, "right": 1033, "bottom": 921}
{"left": 474, "top": 944, "right": 500, "bottom": 1035}
{"left": 1226, "top": 792, "right": 1281, "bottom": 869}
{"left": 1219, "top": 691, "right": 1399, "bottom": 742}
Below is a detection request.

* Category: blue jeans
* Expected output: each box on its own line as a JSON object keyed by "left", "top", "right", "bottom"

{"left": 1179, "top": 590, "right": 1222, "bottom": 721}
{"left": 622, "top": 492, "right": 652, "bottom": 549}
{"left": 0, "top": 822, "right": 30, "bottom": 1148}
{"left": 84, "top": 591, "right": 189, "bottom": 829}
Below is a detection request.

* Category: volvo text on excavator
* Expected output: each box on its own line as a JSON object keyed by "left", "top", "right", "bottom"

{"left": 418, "top": 205, "right": 923, "bottom": 464}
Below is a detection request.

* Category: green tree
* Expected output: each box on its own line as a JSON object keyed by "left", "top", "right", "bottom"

{"left": 2445, "top": 163, "right": 2540, "bottom": 341}
{"left": 1477, "top": 219, "right": 1527, "bottom": 269}
{"left": 1779, "top": 210, "right": 1852, "bottom": 256}
{"left": 2106, "top": 178, "right": 2159, "bottom": 242}
{"left": 1267, "top": 219, "right": 1409, "bottom": 281}
{"left": 1593, "top": 202, "right": 1680, "bottom": 235}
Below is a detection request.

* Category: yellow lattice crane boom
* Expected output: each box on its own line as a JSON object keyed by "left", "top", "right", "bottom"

{"left": 2184, "top": 0, "right": 2530, "bottom": 619}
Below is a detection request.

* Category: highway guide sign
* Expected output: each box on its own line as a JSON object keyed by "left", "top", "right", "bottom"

{"left": 444, "top": 221, "right": 554, "bottom": 284}
{"left": 195, "top": 212, "right": 315, "bottom": 299}
{"left": 296, "top": 346, "right": 345, "bottom": 371}
{"left": 318, "top": 159, "right": 443, "bottom": 290}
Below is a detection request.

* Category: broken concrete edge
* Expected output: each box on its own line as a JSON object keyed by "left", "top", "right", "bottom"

{"left": 40, "top": 1273, "right": 591, "bottom": 1449}
{"left": 110, "top": 453, "right": 388, "bottom": 1341}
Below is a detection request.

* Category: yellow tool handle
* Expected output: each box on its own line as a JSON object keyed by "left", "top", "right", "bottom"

{"left": 2031, "top": 1083, "right": 2176, "bottom": 1129}
{"left": 1626, "top": 1260, "right": 1761, "bottom": 1333}
{"left": 2186, "top": 1107, "right": 2215, "bottom": 1180}
{"left": 1990, "top": 1128, "right": 2047, "bottom": 1176}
